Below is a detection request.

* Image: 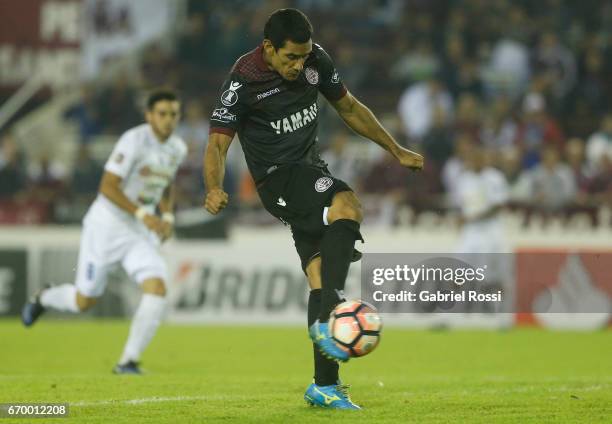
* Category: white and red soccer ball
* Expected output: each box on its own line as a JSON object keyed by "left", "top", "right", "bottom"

{"left": 329, "top": 300, "right": 383, "bottom": 358}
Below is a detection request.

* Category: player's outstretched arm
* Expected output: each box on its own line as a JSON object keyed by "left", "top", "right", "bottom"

{"left": 99, "top": 171, "right": 141, "bottom": 215}
{"left": 330, "top": 91, "right": 424, "bottom": 170}
{"left": 204, "top": 132, "right": 233, "bottom": 215}
{"left": 158, "top": 184, "right": 175, "bottom": 216}
{"left": 461, "top": 205, "right": 504, "bottom": 225}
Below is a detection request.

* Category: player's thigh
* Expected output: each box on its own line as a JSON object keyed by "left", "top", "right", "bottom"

{"left": 327, "top": 190, "right": 363, "bottom": 223}
{"left": 121, "top": 238, "right": 169, "bottom": 289}
{"left": 75, "top": 223, "right": 114, "bottom": 298}
{"left": 290, "top": 166, "right": 354, "bottom": 224}
{"left": 276, "top": 165, "right": 354, "bottom": 234}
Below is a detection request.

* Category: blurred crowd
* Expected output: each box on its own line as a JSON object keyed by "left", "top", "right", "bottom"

{"left": 1, "top": 0, "right": 612, "bottom": 226}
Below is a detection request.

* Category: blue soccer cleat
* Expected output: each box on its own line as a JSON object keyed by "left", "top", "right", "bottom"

{"left": 309, "top": 320, "right": 349, "bottom": 362}
{"left": 112, "top": 361, "right": 142, "bottom": 375}
{"left": 21, "top": 287, "right": 47, "bottom": 327}
{"left": 304, "top": 382, "right": 361, "bottom": 410}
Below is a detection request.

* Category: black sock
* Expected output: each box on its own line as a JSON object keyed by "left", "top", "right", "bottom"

{"left": 319, "top": 219, "right": 362, "bottom": 322}
{"left": 308, "top": 288, "right": 338, "bottom": 386}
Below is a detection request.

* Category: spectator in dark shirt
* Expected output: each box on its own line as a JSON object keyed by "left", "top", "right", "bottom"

{"left": 0, "top": 133, "right": 26, "bottom": 199}
{"left": 516, "top": 92, "right": 564, "bottom": 167}
{"left": 71, "top": 145, "right": 103, "bottom": 197}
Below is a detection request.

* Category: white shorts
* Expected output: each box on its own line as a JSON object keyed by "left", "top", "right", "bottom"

{"left": 75, "top": 201, "right": 168, "bottom": 297}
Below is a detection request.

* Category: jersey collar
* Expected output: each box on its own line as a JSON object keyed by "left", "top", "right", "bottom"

{"left": 255, "top": 44, "right": 270, "bottom": 72}
{"left": 147, "top": 124, "right": 171, "bottom": 145}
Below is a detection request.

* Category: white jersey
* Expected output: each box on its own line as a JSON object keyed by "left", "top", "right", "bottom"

{"left": 89, "top": 124, "right": 187, "bottom": 221}
{"left": 455, "top": 167, "right": 509, "bottom": 254}
{"left": 456, "top": 168, "right": 508, "bottom": 223}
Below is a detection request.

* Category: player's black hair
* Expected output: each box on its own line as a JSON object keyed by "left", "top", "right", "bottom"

{"left": 264, "top": 8, "right": 313, "bottom": 50}
{"left": 146, "top": 89, "right": 179, "bottom": 110}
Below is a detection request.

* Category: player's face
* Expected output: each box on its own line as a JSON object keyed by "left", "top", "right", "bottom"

{"left": 265, "top": 39, "right": 312, "bottom": 81}
{"left": 146, "top": 100, "right": 181, "bottom": 140}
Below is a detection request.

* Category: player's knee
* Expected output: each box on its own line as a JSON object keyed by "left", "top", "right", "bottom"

{"left": 141, "top": 279, "right": 167, "bottom": 297}
{"left": 76, "top": 293, "right": 98, "bottom": 312}
{"left": 328, "top": 192, "right": 363, "bottom": 224}
{"left": 345, "top": 205, "right": 363, "bottom": 223}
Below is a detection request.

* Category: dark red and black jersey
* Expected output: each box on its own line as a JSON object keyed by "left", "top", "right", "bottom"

{"left": 209, "top": 43, "right": 347, "bottom": 183}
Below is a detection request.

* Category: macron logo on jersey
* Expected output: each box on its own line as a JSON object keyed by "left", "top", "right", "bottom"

{"left": 270, "top": 103, "right": 318, "bottom": 135}
{"left": 256, "top": 87, "right": 281, "bottom": 100}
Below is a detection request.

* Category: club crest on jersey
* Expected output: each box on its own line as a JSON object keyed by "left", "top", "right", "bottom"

{"left": 305, "top": 67, "right": 319, "bottom": 85}
{"left": 221, "top": 81, "right": 242, "bottom": 107}
{"left": 331, "top": 70, "right": 340, "bottom": 83}
{"left": 315, "top": 177, "right": 333, "bottom": 193}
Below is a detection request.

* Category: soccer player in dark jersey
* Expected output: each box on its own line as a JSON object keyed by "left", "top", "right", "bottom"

{"left": 203, "top": 8, "right": 423, "bottom": 409}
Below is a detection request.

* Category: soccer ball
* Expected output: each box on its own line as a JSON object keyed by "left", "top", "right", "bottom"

{"left": 329, "top": 300, "right": 382, "bottom": 357}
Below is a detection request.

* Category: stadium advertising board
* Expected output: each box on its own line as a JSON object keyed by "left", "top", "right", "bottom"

{"left": 165, "top": 242, "right": 313, "bottom": 325}
{"left": 515, "top": 249, "right": 612, "bottom": 329}
{"left": 165, "top": 245, "right": 610, "bottom": 328}
{"left": 0, "top": 0, "right": 80, "bottom": 88}
{"left": 9, "top": 228, "right": 612, "bottom": 328}
{"left": 0, "top": 250, "right": 27, "bottom": 316}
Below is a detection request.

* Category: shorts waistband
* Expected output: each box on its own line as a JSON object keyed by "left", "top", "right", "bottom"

{"left": 256, "top": 165, "right": 283, "bottom": 188}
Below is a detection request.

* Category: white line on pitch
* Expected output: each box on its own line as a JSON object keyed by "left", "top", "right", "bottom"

{"left": 72, "top": 395, "right": 212, "bottom": 407}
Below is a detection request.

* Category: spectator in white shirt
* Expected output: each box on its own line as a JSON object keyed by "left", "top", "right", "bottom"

{"left": 398, "top": 76, "right": 453, "bottom": 140}
{"left": 586, "top": 113, "right": 612, "bottom": 173}
{"left": 529, "top": 146, "right": 576, "bottom": 213}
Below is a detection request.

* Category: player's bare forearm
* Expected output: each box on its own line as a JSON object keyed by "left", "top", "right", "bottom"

{"left": 158, "top": 184, "right": 175, "bottom": 215}
{"left": 204, "top": 133, "right": 233, "bottom": 214}
{"left": 157, "top": 184, "right": 176, "bottom": 241}
{"left": 333, "top": 94, "right": 397, "bottom": 154}
{"left": 331, "top": 92, "right": 424, "bottom": 170}
{"left": 99, "top": 171, "right": 139, "bottom": 215}
{"left": 99, "top": 171, "right": 163, "bottom": 234}
{"left": 204, "top": 133, "right": 233, "bottom": 191}
{"left": 464, "top": 205, "right": 504, "bottom": 224}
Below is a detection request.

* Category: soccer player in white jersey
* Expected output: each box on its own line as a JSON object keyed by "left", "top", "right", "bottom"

{"left": 454, "top": 145, "right": 509, "bottom": 254}
{"left": 454, "top": 145, "right": 511, "bottom": 318}
{"left": 22, "top": 90, "right": 187, "bottom": 374}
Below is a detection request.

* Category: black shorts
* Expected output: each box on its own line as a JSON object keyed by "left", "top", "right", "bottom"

{"left": 257, "top": 164, "right": 352, "bottom": 271}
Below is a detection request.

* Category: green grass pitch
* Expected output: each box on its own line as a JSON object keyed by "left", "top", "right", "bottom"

{"left": 1, "top": 319, "right": 610, "bottom": 423}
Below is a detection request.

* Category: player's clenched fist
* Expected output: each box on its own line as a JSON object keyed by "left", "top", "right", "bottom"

{"left": 396, "top": 148, "right": 424, "bottom": 171}
{"left": 205, "top": 188, "right": 229, "bottom": 215}
{"left": 159, "top": 221, "right": 174, "bottom": 242}
{"left": 142, "top": 214, "right": 164, "bottom": 234}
